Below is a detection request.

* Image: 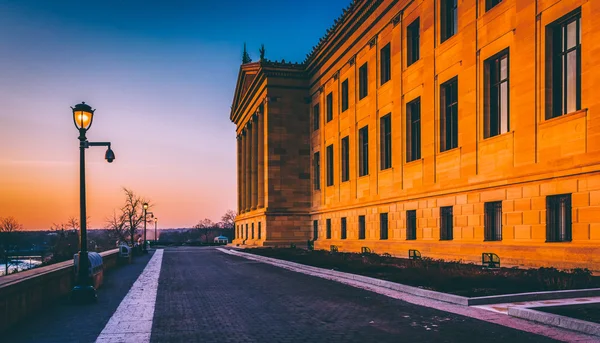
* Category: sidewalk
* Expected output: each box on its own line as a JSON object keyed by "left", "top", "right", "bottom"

{"left": 2, "top": 252, "right": 153, "bottom": 343}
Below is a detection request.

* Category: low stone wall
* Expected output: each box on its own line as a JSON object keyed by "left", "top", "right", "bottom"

{"left": 0, "top": 249, "right": 119, "bottom": 333}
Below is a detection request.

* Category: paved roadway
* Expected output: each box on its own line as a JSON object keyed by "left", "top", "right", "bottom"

{"left": 4, "top": 247, "right": 563, "bottom": 342}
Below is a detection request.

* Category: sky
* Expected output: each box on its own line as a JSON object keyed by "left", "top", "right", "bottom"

{"left": 0, "top": 0, "right": 351, "bottom": 230}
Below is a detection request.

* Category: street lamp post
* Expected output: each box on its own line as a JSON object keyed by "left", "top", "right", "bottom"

{"left": 143, "top": 204, "right": 153, "bottom": 253}
{"left": 154, "top": 217, "right": 158, "bottom": 243}
{"left": 71, "top": 102, "right": 115, "bottom": 303}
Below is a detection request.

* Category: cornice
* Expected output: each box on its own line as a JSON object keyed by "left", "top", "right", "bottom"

{"left": 305, "top": 0, "right": 384, "bottom": 72}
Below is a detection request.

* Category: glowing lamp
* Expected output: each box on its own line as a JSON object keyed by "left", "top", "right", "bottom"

{"left": 72, "top": 102, "right": 95, "bottom": 131}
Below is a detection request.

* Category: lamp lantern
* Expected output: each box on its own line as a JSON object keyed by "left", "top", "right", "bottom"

{"left": 72, "top": 102, "right": 95, "bottom": 131}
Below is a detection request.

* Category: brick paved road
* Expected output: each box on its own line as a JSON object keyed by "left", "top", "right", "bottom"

{"left": 151, "top": 247, "right": 557, "bottom": 343}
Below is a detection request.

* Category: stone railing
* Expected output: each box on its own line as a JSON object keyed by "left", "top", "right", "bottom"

{"left": 0, "top": 249, "right": 119, "bottom": 333}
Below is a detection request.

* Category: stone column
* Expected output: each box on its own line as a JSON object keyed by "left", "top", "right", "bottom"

{"left": 245, "top": 121, "right": 252, "bottom": 213}
{"left": 237, "top": 135, "right": 242, "bottom": 214}
{"left": 251, "top": 114, "right": 258, "bottom": 210}
{"left": 257, "top": 106, "right": 265, "bottom": 209}
{"left": 240, "top": 130, "right": 246, "bottom": 213}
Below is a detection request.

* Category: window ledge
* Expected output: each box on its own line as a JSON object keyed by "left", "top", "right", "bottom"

{"left": 379, "top": 167, "right": 393, "bottom": 174}
{"left": 541, "top": 108, "right": 587, "bottom": 129}
{"left": 379, "top": 79, "right": 392, "bottom": 89}
{"left": 438, "top": 34, "right": 458, "bottom": 54}
{"left": 438, "top": 146, "right": 461, "bottom": 157}
{"left": 405, "top": 158, "right": 424, "bottom": 166}
{"left": 482, "top": 130, "right": 513, "bottom": 142}
{"left": 358, "top": 174, "right": 370, "bottom": 179}
{"left": 406, "top": 58, "right": 423, "bottom": 71}
{"left": 545, "top": 240, "right": 573, "bottom": 243}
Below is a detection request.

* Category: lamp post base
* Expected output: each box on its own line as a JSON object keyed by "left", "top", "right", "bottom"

{"left": 71, "top": 285, "right": 97, "bottom": 304}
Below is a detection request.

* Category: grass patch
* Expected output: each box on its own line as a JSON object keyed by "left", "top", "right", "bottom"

{"left": 242, "top": 248, "right": 600, "bottom": 297}
{"left": 536, "top": 303, "right": 600, "bottom": 324}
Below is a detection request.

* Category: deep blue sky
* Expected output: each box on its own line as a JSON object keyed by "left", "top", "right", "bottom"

{"left": 0, "top": 0, "right": 351, "bottom": 229}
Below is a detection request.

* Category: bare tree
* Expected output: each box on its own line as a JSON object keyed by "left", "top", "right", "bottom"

{"left": 105, "top": 210, "right": 128, "bottom": 244}
{"left": 220, "top": 210, "right": 236, "bottom": 229}
{"left": 0, "top": 217, "right": 23, "bottom": 275}
{"left": 194, "top": 218, "right": 215, "bottom": 243}
{"left": 121, "top": 188, "right": 151, "bottom": 246}
{"left": 0, "top": 216, "right": 22, "bottom": 234}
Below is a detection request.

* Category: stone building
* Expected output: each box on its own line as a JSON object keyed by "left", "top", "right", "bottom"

{"left": 231, "top": 0, "right": 600, "bottom": 271}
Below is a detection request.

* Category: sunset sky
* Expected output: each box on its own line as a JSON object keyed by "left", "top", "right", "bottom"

{"left": 0, "top": 0, "right": 350, "bottom": 230}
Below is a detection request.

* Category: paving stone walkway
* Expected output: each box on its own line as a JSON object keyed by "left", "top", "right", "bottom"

{"left": 3, "top": 247, "right": 595, "bottom": 342}
{"left": 150, "top": 247, "right": 559, "bottom": 343}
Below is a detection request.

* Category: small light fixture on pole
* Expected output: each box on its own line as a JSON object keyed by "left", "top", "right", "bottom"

{"left": 71, "top": 102, "right": 115, "bottom": 303}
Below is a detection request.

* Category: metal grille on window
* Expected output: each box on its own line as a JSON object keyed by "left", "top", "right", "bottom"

{"left": 440, "top": 206, "right": 453, "bottom": 240}
{"left": 484, "top": 201, "right": 502, "bottom": 241}
{"left": 546, "top": 194, "right": 572, "bottom": 242}
{"left": 359, "top": 215, "right": 366, "bottom": 239}
{"left": 380, "top": 213, "right": 388, "bottom": 240}
{"left": 407, "top": 210, "right": 417, "bottom": 240}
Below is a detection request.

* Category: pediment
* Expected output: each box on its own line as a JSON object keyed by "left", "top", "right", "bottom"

{"left": 231, "top": 62, "right": 260, "bottom": 120}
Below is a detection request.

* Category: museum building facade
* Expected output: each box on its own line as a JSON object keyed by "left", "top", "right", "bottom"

{"left": 230, "top": 0, "right": 600, "bottom": 271}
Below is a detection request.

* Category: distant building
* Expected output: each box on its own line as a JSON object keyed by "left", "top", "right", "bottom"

{"left": 230, "top": 0, "right": 600, "bottom": 271}
{"left": 214, "top": 236, "right": 229, "bottom": 244}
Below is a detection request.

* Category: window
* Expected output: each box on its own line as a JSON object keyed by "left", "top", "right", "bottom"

{"left": 486, "top": 0, "right": 502, "bottom": 11}
{"left": 547, "top": 10, "right": 581, "bottom": 119}
{"left": 440, "top": 206, "right": 453, "bottom": 240}
{"left": 380, "top": 43, "right": 391, "bottom": 85}
{"left": 484, "top": 202, "right": 502, "bottom": 241}
{"left": 406, "top": 210, "right": 417, "bottom": 240}
{"left": 251, "top": 223, "right": 255, "bottom": 239}
{"left": 326, "top": 92, "right": 333, "bottom": 122}
{"left": 440, "top": 77, "right": 459, "bottom": 152}
{"left": 359, "top": 63, "right": 368, "bottom": 99}
{"left": 245, "top": 224, "right": 248, "bottom": 239}
{"left": 441, "top": 0, "right": 457, "bottom": 43}
{"left": 359, "top": 126, "right": 369, "bottom": 176}
{"left": 258, "top": 222, "right": 262, "bottom": 240}
{"left": 546, "top": 194, "right": 572, "bottom": 242}
{"left": 485, "top": 49, "right": 510, "bottom": 138}
{"left": 313, "top": 220, "right": 319, "bottom": 240}
{"left": 313, "top": 152, "right": 320, "bottom": 190}
{"left": 326, "top": 144, "right": 334, "bottom": 187}
{"left": 406, "top": 97, "right": 421, "bottom": 162}
{"left": 380, "top": 114, "right": 392, "bottom": 170}
{"left": 380, "top": 213, "right": 388, "bottom": 240}
{"left": 341, "top": 79, "right": 349, "bottom": 112}
{"left": 358, "top": 215, "right": 366, "bottom": 239}
{"left": 326, "top": 219, "right": 332, "bottom": 239}
{"left": 341, "top": 136, "right": 349, "bottom": 182}
{"left": 313, "top": 104, "right": 320, "bottom": 131}
{"left": 407, "top": 18, "right": 420, "bottom": 66}
{"left": 341, "top": 217, "right": 347, "bottom": 239}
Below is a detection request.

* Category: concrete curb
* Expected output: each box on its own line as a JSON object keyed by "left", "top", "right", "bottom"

{"left": 468, "top": 288, "right": 600, "bottom": 306}
{"left": 508, "top": 307, "right": 600, "bottom": 337}
{"left": 218, "top": 248, "right": 469, "bottom": 305}
{"left": 218, "top": 248, "right": 600, "bottom": 307}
